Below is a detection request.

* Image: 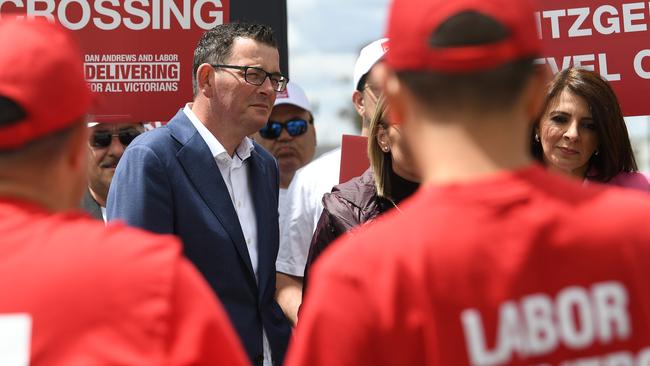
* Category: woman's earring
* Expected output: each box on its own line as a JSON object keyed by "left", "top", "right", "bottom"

{"left": 534, "top": 133, "right": 540, "bottom": 143}
{"left": 382, "top": 145, "right": 390, "bottom": 152}
{"left": 594, "top": 150, "right": 599, "bottom": 156}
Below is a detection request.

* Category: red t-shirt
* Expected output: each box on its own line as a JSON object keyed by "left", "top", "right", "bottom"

{"left": 287, "top": 165, "right": 650, "bottom": 366}
{"left": 0, "top": 199, "right": 248, "bottom": 365}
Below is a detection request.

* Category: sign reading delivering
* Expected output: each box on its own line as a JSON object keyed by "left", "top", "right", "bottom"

{"left": 535, "top": 1, "right": 650, "bottom": 116}
{"left": 0, "top": 0, "right": 230, "bottom": 122}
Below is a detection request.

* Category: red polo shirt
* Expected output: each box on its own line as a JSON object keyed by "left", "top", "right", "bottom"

{"left": 0, "top": 198, "right": 248, "bottom": 365}
{"left": 288, "top": 165, "right": 650, "bottom": 366}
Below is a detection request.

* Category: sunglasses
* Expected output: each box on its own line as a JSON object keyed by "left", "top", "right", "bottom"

{"left": 90, "top": 130, "right": 141, "bottom": 148}
{"left": 259, "top": 119, "right": 309, "bottom": 139}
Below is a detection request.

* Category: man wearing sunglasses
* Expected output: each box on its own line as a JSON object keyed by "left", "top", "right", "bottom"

{"left": 252, "top": 81, "right": 316, "bottom": 190}
{"left": 108, "top": 23, "right": 291, "bottom": 366}
{"left": 82, "top": 118, "right": 144, "bottom": 222}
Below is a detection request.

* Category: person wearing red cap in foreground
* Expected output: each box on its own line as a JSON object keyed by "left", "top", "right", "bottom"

{"left": 286, "top": 0, "right": 650, "bottom": 365}
{"left": 0, "top": 18, "right": 247, "bottom": 365}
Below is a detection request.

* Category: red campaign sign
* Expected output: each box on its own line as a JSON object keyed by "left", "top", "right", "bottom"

{"left": 339, "top": 135, "right": 369, "bottom": 184}
{"left": 535, "top": 1, "right": 650, "bottom": 117}
{"left": 0, "top": 0, "right": 230, "bottom": 122}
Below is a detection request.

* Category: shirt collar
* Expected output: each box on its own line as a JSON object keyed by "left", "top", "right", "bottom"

{"left": 183, "top": 103, "right": 254, "bottom": 161}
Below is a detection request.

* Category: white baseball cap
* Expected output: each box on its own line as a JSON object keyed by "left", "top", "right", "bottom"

{"left": 274, "top": 81, "right": 312, "bottom": 114}
{"left": 352, "top": 38, "right": 389, "bottom": 91}
{"left": 87, "top": 115, "right": 140, "bottom": 128}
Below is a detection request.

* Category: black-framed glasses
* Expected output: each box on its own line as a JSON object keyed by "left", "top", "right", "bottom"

{"left": 259, "top": 119, "right": 309, "bottom": 139}
{"left": 90, "top": 130, "right": 141, "bottom": 148}
{"left": 211, "top": 64, "right": 288, "bottom": 92}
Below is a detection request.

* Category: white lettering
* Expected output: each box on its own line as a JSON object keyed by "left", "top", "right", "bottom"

{"left": 462, "top": 309, "right": 505, "bottom": 365}
{"left": 557, "top": 287, "right": 595, "bottom": 350}
{"left": 93, "top": 0, "right": 121, "bottom": 30}
{"left": 638, "top": 348, "right": 650, "bottom": 366}
{"left": 593, "top": 5, "right": 621, "bottom": 34}
{"left": 162, "top": 0, "right": 190, "bottom": 29}
{"left": 523, "top": 295, "right": 557, "bottom": 355}
{"left": 123, "top": 0, "right": 151, "bottom": 30}
{"left": 622, "top": 2, "right": 647, "bottom": 32}
{"left": 26, "top": 0, "right": 54, "bottom": 21}
{"left": 573, "top": 54, "right": 596, "bottom": 71}
{"left": 567, "top": 8, "right": 592, "bottom": 37}
{"left": 598, "top": 54, "right": 621, "bottom": 81}
{"left": 0, "top": 0, "right": 224, "bottom": 30}
{"left": 57, "top": 0, "right": 91, "bottom": 30}
{"left": 0, "top": 0, "right": 23, "bottom": 19}
{"left": 603, "top": 352, "right": 634, "bottom": 366}
{"left": 542, "top": 9, "right": 566, "bottom": 39}
{"left": 194, "top": 0, "right": 222, "bottom": 30}
{"left": 546, "top": 56, "right": 573, "bottom": 74}
{"left": 592, "top": 282, "right": 630, "bottom": 342}
{"left": 461, "top": 282, "right": 632, "bottom": 365}
{"left": 634, "top": 49, "right": 650, "bottom": 79}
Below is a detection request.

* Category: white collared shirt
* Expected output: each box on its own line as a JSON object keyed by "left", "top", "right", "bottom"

{"left": 184, "top": 104, "right": 272, "bottom": 366}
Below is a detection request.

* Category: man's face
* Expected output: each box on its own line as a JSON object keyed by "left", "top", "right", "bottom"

{"left": 87, "top": 123, "right": 144, "bottom": 198}
{"left": 253, "top": 104, "right": 316, "bottom": 186}
{"left": 212, "top": 37, "right": 280, "bottom": 137}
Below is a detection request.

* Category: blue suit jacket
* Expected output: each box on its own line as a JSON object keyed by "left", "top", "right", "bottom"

{"left": 107, "top": 110, "right": 291, "bottom": 365}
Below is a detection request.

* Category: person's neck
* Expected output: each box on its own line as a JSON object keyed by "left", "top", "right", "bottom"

{"left": 409, "top": 110, "right": 533, "bottom": 186}
{"left": 0, "top": 180, "right": 68, "bottom": 212}
{"left": 88, "top": 186, "right": 107, "bottom": 207}
{"left": 191, "top": 101, "right": 244, "bottom": 157}
{"left": 280, "top": 172, "right": 294, "bottom": 189}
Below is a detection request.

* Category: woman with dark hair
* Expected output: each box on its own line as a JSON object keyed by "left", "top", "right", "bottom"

{"left": 302, "top": 94, "right": 419, "bottom": 291}
{"left": 531, "top": 67, "right": 650, "bottom": 190}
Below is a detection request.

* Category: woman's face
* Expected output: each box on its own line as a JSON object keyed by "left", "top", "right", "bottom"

{"left": 377, "top": 122, "right": 419, "bottom": 182}
{"left": 538, "top": 88, "right": 599, "bottom": 179}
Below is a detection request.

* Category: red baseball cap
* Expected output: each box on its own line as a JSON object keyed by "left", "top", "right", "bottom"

{"left": 0, "top": 17, "right": 92, "bottom": 149}
{"left": 385, "top": 0, "right": 541, "bottom": 73}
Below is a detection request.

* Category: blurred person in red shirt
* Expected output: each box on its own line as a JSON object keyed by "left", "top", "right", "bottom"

{"left": 0, "top": 17, "right": 247, "bottom": 366}
{"left": 287, "top": 0, "right": 650, "bottom": 365}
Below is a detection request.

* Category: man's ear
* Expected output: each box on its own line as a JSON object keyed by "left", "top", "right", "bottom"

{"left": 196, "top": 63, "right": 215, "bottom": 98}
{"left": 352, "top": 90, "right": 365, "bottom": 118}
{"left": 375, "top": 63, "right": 406, "bottom": 126}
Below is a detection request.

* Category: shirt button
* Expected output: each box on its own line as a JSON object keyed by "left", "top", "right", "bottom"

{"left": 237, "top": 201, "right": 241, "bottom": 208}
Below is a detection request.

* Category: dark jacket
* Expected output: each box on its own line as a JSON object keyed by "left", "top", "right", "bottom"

{"left": 107, "top": 110, "right": 291, "bottom": 365}
{"left": 303, "top": 169, "right": 393, "bottom": 291}
{"left": 80, "top": 189, "right": 104, "bottom": 221}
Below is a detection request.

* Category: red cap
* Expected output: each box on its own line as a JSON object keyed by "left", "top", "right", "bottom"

{"left": 0, "top": 17, "right": 92, "bottom": 149}
{"left": 385, "top": 0, "right": 541, "bottom": 72}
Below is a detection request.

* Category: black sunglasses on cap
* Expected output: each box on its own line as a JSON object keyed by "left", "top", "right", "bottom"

{"left": 90, "top": 130, "right": 142, "bottom": 148}
{"left": 259, "top": 119, "right": 309, "bottom": 140}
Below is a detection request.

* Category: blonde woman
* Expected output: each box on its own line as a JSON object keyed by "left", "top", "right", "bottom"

{"left": 303, "top": 95, "right": 419, "bottom": 292}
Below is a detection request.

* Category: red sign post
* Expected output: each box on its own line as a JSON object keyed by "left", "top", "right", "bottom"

{"left": 534, "top": 1, "right": 650, "bottom": 116}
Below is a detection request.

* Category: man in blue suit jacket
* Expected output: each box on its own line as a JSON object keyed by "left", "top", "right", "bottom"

{"left": 107, "top": 23, "right": 291, "bottom": 365}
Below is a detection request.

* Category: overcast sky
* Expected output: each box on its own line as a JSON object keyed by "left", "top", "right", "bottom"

{"left": 286, "top": 0, "right": 390, "bottom": 151}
